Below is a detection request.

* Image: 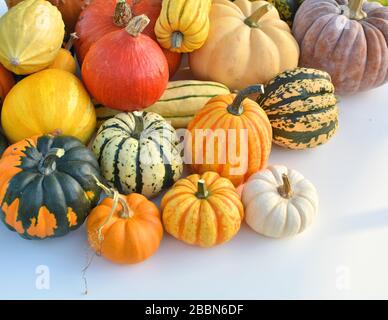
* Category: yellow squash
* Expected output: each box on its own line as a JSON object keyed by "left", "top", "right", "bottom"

{"left": 0, "top": 0, "right": 65, "bottom": 75}
{"left": 2, "top": 69, "right": 96, "bottom": 144}
{"left": 155, "top": 0, "right": 212, "bottom": 53}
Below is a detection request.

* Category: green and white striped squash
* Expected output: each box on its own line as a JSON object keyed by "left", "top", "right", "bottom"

{"left": 92, "top": 111, "right": 183, "bottom": 198}
{"left": 257, "top": 67, "right": 339, "bottom": 150}
{"left": 94, "top": 80, "right": 230, "bottom": 128}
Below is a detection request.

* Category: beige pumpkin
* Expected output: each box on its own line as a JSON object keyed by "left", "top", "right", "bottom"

{"left": 242, "top": 165, "right": 318, "bottom": 238}
{"left": 189, "top": 0, "right": 300, "bottom": 91}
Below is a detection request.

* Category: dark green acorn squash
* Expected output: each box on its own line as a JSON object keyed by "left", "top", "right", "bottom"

{"left": 257, "top": 67, "right": 339, "bottom": 150}
{"left": 0, "top": 135, "right": 102, "bottom": 240}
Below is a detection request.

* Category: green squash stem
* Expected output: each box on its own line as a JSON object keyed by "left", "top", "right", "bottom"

{"left": 244, "top": 4, "right": 274, "bottom": 28}
{"left": 278, "top": 174, "right": 293, "bottom": 199}
{"left": 196, "top": 179, "right": 209, "bottom": 199}
{"left": 172, "top": 31, "right": 184, "bottom": 49}
{"left": 348, "top": 0, "right": 367, "bottom": 20}
{"left": 38, "top": 148, "right": 65, "bottom": 175}
{"left": 227, "top": 84, "right": 265, "bottom": 116}
{"left": 118, "top": 195, "right": 134, "bottom": 219}
{"left": 114, "top": 0, "right": 133, "bottom": 27}
{"left": 65, "top": 32, "right": 79, "bottom": 51}
{"left": 125, "top": 14, "right": 151, "bottom": 37}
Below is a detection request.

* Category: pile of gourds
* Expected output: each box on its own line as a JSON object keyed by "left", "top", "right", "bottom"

{"left": 0, "top": 0, "right": 386, "bottom": 265}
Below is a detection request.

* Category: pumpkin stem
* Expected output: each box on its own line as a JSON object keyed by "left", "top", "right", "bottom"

{"left": 114, "top": 0, "right": 132, "bottom": 27}
{"left": 278, "top": 174, "right": 293, "bottom": 199}
{"left": 172, "top": 31, "right": 184, "bottom": 49}
{"left": 227, "top": 84, "right": 265, "bottom": 116}
{"left": 91, "top": 175, "right": 135, "bottom": 220}
{"left": 245, "top": 4, "right": 273, "bottom": 28}
{"left": 65, "top": 33, "right": 79, "bottom": 51}
{"left": 348, "top": 0, "right": 367, "bottom": 20}
{"left": 38, "top": 148, "right": 65, "bottom": 175}
{"left": 125, "top": 14, "right": 150, "bottom": 37}
{"left": 132, "top": 114, "right": 144, "bottom": 140}
{"left": 118, "top": 195, "right": 135, "bottom": 219}
{"left": 196, "top": 179, "right": 209, "bottom": 199}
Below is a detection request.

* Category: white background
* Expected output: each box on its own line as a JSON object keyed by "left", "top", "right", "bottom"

{"left": 1, "top": 2, "right": 388, "bottom": 300}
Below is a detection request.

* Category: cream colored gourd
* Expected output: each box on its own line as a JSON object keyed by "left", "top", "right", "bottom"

{"left": 189, "top": 0, "right": 300, "bottom": 91}
{"left": 242, "top": 165, "right": 318, "bottom": 238}
{"left": 0, "top": 0, "right": 65, "bottom": 75}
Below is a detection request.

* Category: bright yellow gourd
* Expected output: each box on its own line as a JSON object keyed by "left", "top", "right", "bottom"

{"left": 2, "top": 69, "right": 96, "bottom": 144}
{"left": 0, "top": 0, "right": 65, "bottom": 75}
{"left": 155, "top": 0, "right": 212, "bottom": 53}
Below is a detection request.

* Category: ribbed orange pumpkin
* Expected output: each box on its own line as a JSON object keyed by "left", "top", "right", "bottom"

{"left": 187, "top": 85, "right": 273, "bottom": 187}
{"left": 87, "top": 193, "right": 163, "bottom": 264}
{"left": 0, "top": 63, "right": 14, "bottom": 106}
{"left": 161, "top": 172, "right": 244, "bottom": 248}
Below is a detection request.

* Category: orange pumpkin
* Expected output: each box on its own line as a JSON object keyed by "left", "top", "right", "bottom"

{"left": 0, "top": 63, "right": 14, "bottom": 106}
{"left": 48, "top": 33, "right": 78, "bottom": 74}
{"left": 187, "top": 85, "right": 272, "bottom": 187}
{"left": 161, "top": 171, "right": 244, "bottom": 248}
{"left": 87, "top": 193, "right": 163, "bottom": 264}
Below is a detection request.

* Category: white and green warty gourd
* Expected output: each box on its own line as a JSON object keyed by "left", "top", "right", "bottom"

{"left": 242, "top": 165, "right": 318, "bottom": 238}
{"left": 92, "top": 111, "right": 183, "bottom": 198}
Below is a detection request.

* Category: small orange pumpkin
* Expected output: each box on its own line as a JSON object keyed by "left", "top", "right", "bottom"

{"left": 161, "top": 171, "right": 244, "bottom": 248}
{"left": 187, "top": 85, "right": 273, "bottom": 187}
{"left": 0, "top": 63, "right": 15, "bottom": 106}
{"left": 87, "top": 192, "right": 163, "bottom": 264}
{"left": 48, "top": 33, "right": 78, "bottom": 74}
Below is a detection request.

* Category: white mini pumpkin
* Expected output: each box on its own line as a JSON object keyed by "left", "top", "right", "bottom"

{"left": 242, "top": 165, "right": 318, "bottom": 238}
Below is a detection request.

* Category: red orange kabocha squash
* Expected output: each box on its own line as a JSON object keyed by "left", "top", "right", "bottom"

{"left": 82, "top": 15, "right": 169, "bottom": 111}
{"left": 293, "top": 0, "right": 388, "bottom": 95}
{"left": 75, "top": 0, "right": 181, "bottom": 77}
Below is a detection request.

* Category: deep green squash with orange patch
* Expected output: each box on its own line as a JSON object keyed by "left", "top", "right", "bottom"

{"left": 0, "top": 135, "right": 102, "bottom": 240}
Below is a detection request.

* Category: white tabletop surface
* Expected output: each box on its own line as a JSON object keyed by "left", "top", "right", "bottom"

{"left": 1, "top": 2, "right": 388, "bottom": 300}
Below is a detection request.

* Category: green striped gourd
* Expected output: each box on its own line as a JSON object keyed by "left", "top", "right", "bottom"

{"left": 95, "top": 80, "right": 230, "bottom": 128}
{"left": 92, "top": 111, "right": 183, "bottom": 198}
{"left": 257, "top": 67, "right": 339, "bottom": 150}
